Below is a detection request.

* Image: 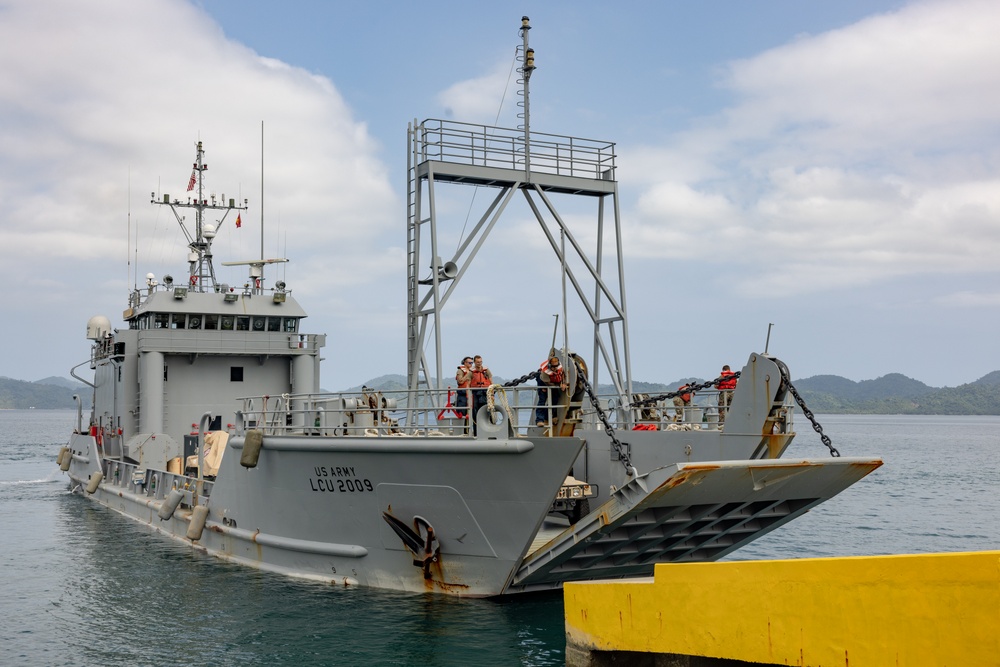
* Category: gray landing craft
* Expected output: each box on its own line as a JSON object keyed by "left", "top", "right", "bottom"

{"left": 60, "top": 18, "right": 882, "bottom": 597}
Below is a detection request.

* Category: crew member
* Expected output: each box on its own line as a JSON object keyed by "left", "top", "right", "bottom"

{"left": 455, "top": 356, "right": 473, "bottom": 420}
{"left": 469, "top": 355, "right": 492, "bottom": 434}
{"left": 672, "top": 384, "right": 692, "bottom": 421}
{"left": 716, "top": 364, "right": 737, "bottom": 423}
{"left": 535, "top": 355, "right": 568, "bottom": 427}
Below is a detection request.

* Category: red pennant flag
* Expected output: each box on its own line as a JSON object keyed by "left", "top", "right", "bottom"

{"left": 186, "top": 169, "right": 196, "bottom": 191}
{"left": 235, "top": 213, "right": 242, "bottom": 228}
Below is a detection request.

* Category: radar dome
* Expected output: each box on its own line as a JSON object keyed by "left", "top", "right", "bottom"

{"left": 86, "top": 315, "right": 112, "bottom": 341}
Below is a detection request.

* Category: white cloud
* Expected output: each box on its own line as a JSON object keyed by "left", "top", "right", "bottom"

{"left": 436, "top": 59, "right": 518, "bottom": 123}
{"left": 0, "top": 0, "right": 397, "bottom": 381}
{"left": 0, "top": 0, "right": 395, "bottom": 270}
{"left": 623, "top": 0, "right": 1000, "bottom": 297}
{"left": 935, "top": 290, "right": 1000, "bottom": 307}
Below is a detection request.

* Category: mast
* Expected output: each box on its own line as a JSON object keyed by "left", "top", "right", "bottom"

{"left": 519, "top": 16, "right": 535, "bottom": 178}
{"left": 151, "top": 141, "right": 248, "bottom": 292}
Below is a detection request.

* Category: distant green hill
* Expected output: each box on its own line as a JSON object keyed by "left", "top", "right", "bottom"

{"left": 790, "top": 372, "right": 1000, "bottom": 415}
{"left": 0, "top": 377, "right": 91, "bottom": 409}
{"left": 5, "top": 370, "right": 1000, "bottom": 415}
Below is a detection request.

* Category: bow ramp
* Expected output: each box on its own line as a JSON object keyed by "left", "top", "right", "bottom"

{"left": 508, "top": 456, "right": 883, "bottom": 592}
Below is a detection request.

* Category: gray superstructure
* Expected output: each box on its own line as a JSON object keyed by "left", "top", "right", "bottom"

{"left": 60, "top": 18, "right": 882, "bottom": 597}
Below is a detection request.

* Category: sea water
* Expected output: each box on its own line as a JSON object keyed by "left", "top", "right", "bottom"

{"left": 1, "top": 410, "right": 997, "bottom": 666}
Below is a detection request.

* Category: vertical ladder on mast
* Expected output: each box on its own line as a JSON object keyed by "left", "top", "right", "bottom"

{"left": 406, "top": 121, "right": 427, "bottom": 390}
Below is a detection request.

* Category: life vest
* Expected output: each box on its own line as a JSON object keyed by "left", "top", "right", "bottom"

{"left": 717, "top": 370, "right": 737, "bottom": 390}
{"left": 470, "top": 367, "right": 491, "bottom": 388}
{"left": 539, "top": 360, "right": 564, "bottom": 384}
{"left": 456, "top": 367, "right": 472, "bottom": 389}
{"left": 679, "top": 385, "right": 692, "bottom": 403}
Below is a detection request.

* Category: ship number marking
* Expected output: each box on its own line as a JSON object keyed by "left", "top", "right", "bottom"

{"left": 309, "top": 466, "right": 373, "bottom": 493}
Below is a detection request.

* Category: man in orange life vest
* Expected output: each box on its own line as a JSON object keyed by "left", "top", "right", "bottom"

{"left": 455, "top": 356, "right": 473, "bottom": 419}
{"left": 716, "top": 364, "right": 737, "bottom": 423}
{"left": 469, "top": 355, "right": 492, "bottom": 434}
{"left": 535, "top": 355, "right": 568, "bottom": 426}
{"left": 672, "top": 384, "right": 692, "bottom": 421}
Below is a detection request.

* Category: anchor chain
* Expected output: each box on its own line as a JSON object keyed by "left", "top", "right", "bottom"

{"left": 775, "top": 359, "right": 840, "bottom": 457}
{"left": 503, "top": 363, "right": 636, "bottom": 476}
{"left": 630, "top": 372, "right": 742, "bottom": 408}
{"left": 571, "top": 359, "right": 636, "bottom": 477}
{"left": 502, "top": 370, "right": 540, "bottom": 388}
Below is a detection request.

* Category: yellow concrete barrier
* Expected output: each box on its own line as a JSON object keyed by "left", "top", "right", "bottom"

{"left": 565, "top": 551, "right": 1000, "bottom": 666}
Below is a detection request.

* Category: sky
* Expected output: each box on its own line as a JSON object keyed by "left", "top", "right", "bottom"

{"left": 1, "top": 0, "right": 998, "bottom": 389}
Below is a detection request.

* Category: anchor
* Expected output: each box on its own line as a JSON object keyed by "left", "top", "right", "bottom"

{"left": 382, "top": 512, "right": 440, "bottom": 579}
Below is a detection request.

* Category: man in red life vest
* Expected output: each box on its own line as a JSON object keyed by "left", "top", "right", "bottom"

{"left": 672, "top": 384, "right": 692, "bottom": 421}
{"left": 455, "top": 356, "right": 473, "bottom": 420}
{"left": 536, "top": 355, "right": 568, "bottom": 426}
{"left": 716, "top": 364, "right": 737, "bottom": 423}
{"left": 469, "top": 355, "right": 492, "bottom": 434}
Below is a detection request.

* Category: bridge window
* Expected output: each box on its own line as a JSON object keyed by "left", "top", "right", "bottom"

{"left": 236, "top": 316, "right": 250, "bottom": 331}
{"left": 204, "top": 314, "right": 219, "bottom": 330}
{"left": 267, "top": 317, "right": 281, "bottom": 332}
{"left": 283, "top": 318, "right": 298, "bottom": 333}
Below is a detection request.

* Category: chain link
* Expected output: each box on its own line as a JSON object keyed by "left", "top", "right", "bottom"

{"left": 502, "top": 370, "right": 540, "bottom": 388}
{"left": 504, "top": 362, "right": 636, "bottom": 476}
{"left": 570, "top": 359, "right": 636, "bottom": 476}
{"left": 500, "top": 358, "right": 839, "bottom": 463}
{"left": 774, "top": 359, "right": 840, "bottom": 457}
{"left": 630, "top": 372, "right": 742, "bottom": 408}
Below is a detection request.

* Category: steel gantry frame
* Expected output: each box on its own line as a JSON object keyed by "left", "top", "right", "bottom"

{"left": 405, "top": 17, "right": 634, "bottom": 408}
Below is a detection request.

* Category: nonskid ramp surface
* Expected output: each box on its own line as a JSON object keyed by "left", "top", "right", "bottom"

{"left": 510, "top": 457, "right": 883, "bottom": 590}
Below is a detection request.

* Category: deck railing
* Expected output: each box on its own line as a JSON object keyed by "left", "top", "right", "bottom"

{"left": 416, "top": 119, "right": 616, "bottom": 181}
{"left": 234, "top": 386, "right": 730, "bottom": 438}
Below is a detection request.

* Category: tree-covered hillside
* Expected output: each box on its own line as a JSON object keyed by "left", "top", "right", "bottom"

{"left": 791, "top": 372, "right": 1000, "bottom": 415}
{"left": 0, "top": 377, "right": 90, "bottom": 409}
{"left": 4, "top": 370, "right": 999, "bottom": 415}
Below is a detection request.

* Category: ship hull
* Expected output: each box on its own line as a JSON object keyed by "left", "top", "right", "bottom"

{"left": 65, "top": 430, "right": 585, "bottom": 597}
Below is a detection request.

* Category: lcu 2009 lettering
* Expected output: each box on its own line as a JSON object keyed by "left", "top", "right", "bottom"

{"left": 308, "top": 477, "right": 373, "bottom": 493}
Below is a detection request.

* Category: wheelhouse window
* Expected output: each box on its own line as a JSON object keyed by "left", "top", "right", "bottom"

{"left": 236, "top": 316, "right": 250, "bottom": 331}
{"left": 252, "top": 316, "right": 266, "bottom": 331}
{"left": 221, "top": 316, "right": 234, "bottom": 331}
{"left": 153, "top": 313, "right": 169, "bottom": 329}
{"left": 170, "top": 314, "right": 186, "bottom": 329}
{"left": 283, "top": 318, "right": 298, "bottom": 333}
{"left": 267, "top": 317, "right": 281, "bottom": 332}
{"left": 204, "top": 314, "right": 219, "bottom": 330}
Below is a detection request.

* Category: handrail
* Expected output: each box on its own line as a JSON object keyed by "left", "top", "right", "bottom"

{"left": 416, "top": 119, "right": 616, "bottom": 181}
{"left": 233, "top": 385, "right": 733, "bottom": 438}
